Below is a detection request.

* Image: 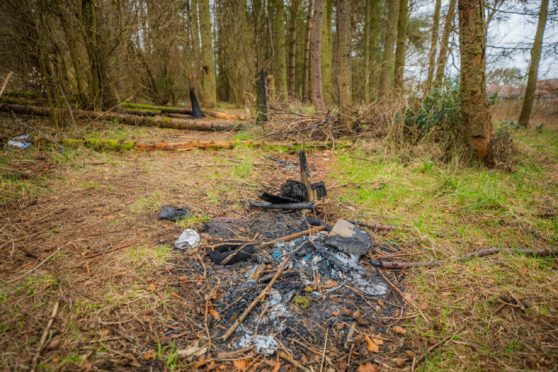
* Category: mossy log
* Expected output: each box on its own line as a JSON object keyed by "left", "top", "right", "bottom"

{"left": 120, "top": 102, "right": 246, "bottom": 120}
{"left": 0, "top": 103, "right": 241, "bottom": 131}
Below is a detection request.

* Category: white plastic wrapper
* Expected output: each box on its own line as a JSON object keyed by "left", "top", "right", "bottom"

{"left": 174, "top": 229, "right": 200, "bottom": 250}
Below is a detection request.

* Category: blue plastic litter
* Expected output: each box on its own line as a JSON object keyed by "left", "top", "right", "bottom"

{"left": 7, "top": 134, "right": 31, "bottom": 149}
{"left": 272, "top": 248, "right": 282, "bottom": 261}
{"left": 7, "top": 141, "right": 31, "bottom": 149}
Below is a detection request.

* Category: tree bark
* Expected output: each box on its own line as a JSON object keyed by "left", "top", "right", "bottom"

{"left": 288, "top": 0, "right": 299, "bottom": 98}
{"left": 199, "top": 0, "right": 217, "bottom": 107}
{"left": 378, "top": 0, "right": 400, "bottom": 98}
{"left": 270, "top": 0, "right": 287, "bottom": 98}
{"left": 310, "top": 0, "right": 325, "bottom": 111}
{"left": 367, "top": 0, "right": 382, "bottom": 101}
{"left": 434, "top": 0, "right": 457, "bottom": 88}
{"left": 425, "top": 0, "right": 442, "bottom": 92}
{"left": 518, "top": 0, "right": 549, "bottom": 127}
{"left": 394, "top": 0, "right": 409, "bottom": 91}
{"left": 458, "top": 0, "right": 492, "bottom": 161}
{"left": 336, "top": 0, "right": 351, "bottom": 122}
{"left": 321, "top": 0, "right": 333, "bottom": 103}
{"left": 302, "top": 0, "right": 314, "bottom": 102}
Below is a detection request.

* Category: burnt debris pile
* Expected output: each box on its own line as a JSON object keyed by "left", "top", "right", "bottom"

{"left": 169, "top": 151, "right": 404, "bottom": 365}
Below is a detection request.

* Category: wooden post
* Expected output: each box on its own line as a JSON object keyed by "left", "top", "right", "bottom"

{"left": 189, "top": 87, "right": 203, "bottom": 118}
{"left": 256, "top": 70, "right": 268, "bottom": 124}
{"left": 299, "top": 150, "right": 316, "bottom": 202}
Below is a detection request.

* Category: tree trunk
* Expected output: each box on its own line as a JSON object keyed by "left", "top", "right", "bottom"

{"left": 425, "top": 0, "right": 442, "bottom": 92}
{"left": 310, "top": 0, "right": 325, "bottom": 111}
{"left": 434, "top": 0, "right": 457, "bottom": 87}
{"left": 518, "top": 0, "right": 549, "bottom": 127}
{"left": 336, "top": 0, "right": 351, "bottom": 121}
{"left": 367, "top": 0, "right": 382, "bottom": 101}
{"left": 270, "top": 0, "right": 287, "bottom": 99}
{"left": 302, "top": 0, "right": 313, "bottom": 102}
{"left": 321, "top": 0, "right": 333, "bottom": 103}
{"left": 378, "top": 0, "right": 400, "bottom": 98}
{"left": 0, "top": 103, "right": 238, "bottom": 131}
{"left": 288, "top": 0, "right": 299, "bottom": 98}
{"left": 458, "top": 0, "right": 492, "bottom": 161}
{"left": 199, "top": 0, "right": 217, "bottom": 107}
{"left": 394, "top": 0, "right": 409, "bottom": 91}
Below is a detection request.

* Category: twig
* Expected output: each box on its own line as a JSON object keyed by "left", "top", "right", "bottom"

{"left": 0, "top": 72, "right": 13, "bottom": 97}
{"left": 7, "top": 245, "right": 65, "bottom": 283}
{"left": 319, "top": 328, "right": 328, "bottom": 372}
{"left": 415, "top": 326, "right": 466, "bottom": 366}
{"left": 221, "top": 257, "right": 290, "bottom": 340}
{"left": 278, "top": 351, "right": 311, "bottom": 372}
{"left": 30, "top": 300, "right": 60, "bottom": 372}
{"left": 259, "top": 225, "right": 326, "bottom": 246}
{"left": 84, "top": 241, "right": 136, "bottom": 259}
{"left": 378, "top": 269, "right": 429, "bottom": 323}
{"left": 371, "top": 248, "right": 558, "bottom": 269}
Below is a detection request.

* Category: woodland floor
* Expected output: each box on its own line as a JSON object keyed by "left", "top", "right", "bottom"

{"left": 0, "top": 111, "right": 557, "bottom": 371}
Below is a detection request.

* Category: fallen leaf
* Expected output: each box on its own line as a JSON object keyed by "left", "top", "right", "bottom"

{"left": 177, "top": 344, "right": 208, "bottom": 359}
{"left": 394, "top": 357, "right": 406, "bottom": 367}
{"left": 323, "top": 279, "right": 337, "bottom": 288}
{"left": 250, "top": 264, "right": 265, "bottom": 280}
{"left": 148, "top": 283, "right": 157, "bottom": 291}
{"left": 209, "top": 308, "right": 221, "bottom": 321}
{"left": 357, "top": 362, "right": 378, "bottom": 372}
{"left": 81, "top": 360, "right": 93, "bottom": 372}
{"left": 195, "top": 355, "right": 207, "bottom": 369}
{"left": 392, "top": 325, "right": 407, "bottom": 335}
{"left": 271, "top": 360, "right": 281, "bottom": 372}
{"left": 142, "top": 350, "right": 156, "bottom": 361}
{"left": 372, "top": 337, "right": 384, "bottom": 346}
{"left": 331, "top": 310, "right": 340, "bottom": 317}
{"left": 366, "top": 336, "right": 380, "bottom": 353}
{"left": 233, "top": 359, "right": 248, "bottom": 371}
{"left": 352, "top": 310, "right": 362, "bottom": 319}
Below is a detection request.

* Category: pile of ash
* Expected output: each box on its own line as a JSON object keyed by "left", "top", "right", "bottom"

{"left": 198, "top": 212, "right": 396, "bottom": 357}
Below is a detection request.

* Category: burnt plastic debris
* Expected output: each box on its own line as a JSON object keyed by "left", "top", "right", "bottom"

{"left": 207, "top": 243, "right": 256, "bottom": 265}
{"left": 325, "top": 219, "right": 371, "bottom": 258}
{"left": 159, "top": 205, "right": 192, "bottom": 222}
{"left": 260, "top": 180, "right": 328, "bottom": 204}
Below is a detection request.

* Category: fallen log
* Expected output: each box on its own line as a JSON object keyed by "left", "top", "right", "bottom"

{"left": 370, "top": 248, "right": 558, "bottom": 269}
{"left": 0, "top": 103, "right": 241, "bottom": 132}
{"left": 135, "top": 140, "right": 237, "bottom": 151}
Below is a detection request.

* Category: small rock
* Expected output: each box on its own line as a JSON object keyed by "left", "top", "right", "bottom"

{"left": 326, "top": 219, "right": 371, "bottom": 258}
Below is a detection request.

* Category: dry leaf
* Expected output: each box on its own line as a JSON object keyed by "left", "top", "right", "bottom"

{"left": 323, "top": 279, "right": 337, "bottom": 288}
{"left": 394, "top": 357, "right": 406, "bottom": 367}
{"left": 365, "top": 336, "right": 380, "bottom": 353}
{"left": 195, "top": 355, "right": 207, "bottom": 369}
{"left": 271, "top": 360, "right": 281, "bottom": 372}
{"left": 148, "top": 283, "right": 156, "bottom": 291}
{"left": 392, "top": 325, "right": 407, "bottom": 335}
{"left": 209, "top": 308, "right": 221, "bottom": 321}
{"left": 177, "top": 343, "right": 208, "bottom": 359}
{"left": 142, "top": 350, "right": 156, "bottom": 361}
{"left": 357, "top": 362, "right": 378, "bottom": 372}
{"left": 233, "top": 359, "right": 248, "bottom": 371}
{"left": 372, "top": 337, "right": 384, "bottom": 346}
